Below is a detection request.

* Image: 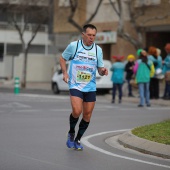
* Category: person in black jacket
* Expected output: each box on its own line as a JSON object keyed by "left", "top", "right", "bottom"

{"left": 125, "top": 54, "right": 135, "bottom": 97}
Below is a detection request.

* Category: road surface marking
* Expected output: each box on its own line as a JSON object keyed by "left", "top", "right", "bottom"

{"left": 0, "top": 102, "right": 31, "bottom": 108}
{"left": 50, "top": 109, "right": 71, "bottom": 112}
{"left": 82, "top": 130, "right": 170, "bottom": 169}
{"left": 147, "top": 107, "right": 170, "bottom": 110}
{"left": 17, "top": 109, "right": 41, "bottom": 112}
{"left": 19, "top": 94, "right": 69, "bottom": 99}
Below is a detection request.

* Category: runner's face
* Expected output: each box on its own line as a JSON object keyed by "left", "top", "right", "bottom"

{"left": 82, "top": 28, "right": 97, "bottom": 46}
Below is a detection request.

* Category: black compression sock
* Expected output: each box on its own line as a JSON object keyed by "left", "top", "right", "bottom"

{"left": 68, "top": 113, "right": 79, "bottom": 134}
{"left": 75, "top": 119, "right": 89, "bottom": 141}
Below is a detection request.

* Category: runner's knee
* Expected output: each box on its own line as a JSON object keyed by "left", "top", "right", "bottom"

{"left": 83, "top": 112, "right": 92, "bottom": 122}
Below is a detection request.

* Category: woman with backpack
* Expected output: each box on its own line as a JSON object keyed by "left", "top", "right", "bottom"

{"left": 133, "top": 50, "right": 155, "bottom": 107}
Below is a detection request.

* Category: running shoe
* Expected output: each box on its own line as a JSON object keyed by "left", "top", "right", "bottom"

{"left": 66, "top": 133, "right": 75, "bottom": 149}
{"left": 74, "top": 140, "right": 83, "bottom": 150}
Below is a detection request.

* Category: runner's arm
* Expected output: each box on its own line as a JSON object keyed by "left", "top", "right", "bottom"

{"left": 59, "top": 56, "right": 69, "bottom": 83}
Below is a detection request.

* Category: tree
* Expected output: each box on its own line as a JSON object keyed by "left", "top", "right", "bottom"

{"left": 68, "top": 0, "right": 103, "bottom": 32}
{"left": 0, "top": 0, "right": 52, "bottom": 88}
{"left": 109, "top": 0, "right": 170, "bottom": 50}
{"left": 66, "top": 0, "right": 170, "bottom": 51}
{"left": 66, "top": 0, "right": 143, "bottom": 49}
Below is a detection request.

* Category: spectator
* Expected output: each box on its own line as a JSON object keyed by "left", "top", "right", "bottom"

{"left": 162, "top": 43, "right": 170, "bottom": 100}
{"left": 110, "top": 55, "right": 125, "bottom": 103}
{"left": 136, "top": 49, "right": 143, "bottom": 58}
{"left": 125, "top": 54, "right": 135, "bottom": 97}
{"left": 148, "top": 46, "right": 162, "bottom": 99}
{"left": 133, "top": 50, "right": 155, "bottom": 107}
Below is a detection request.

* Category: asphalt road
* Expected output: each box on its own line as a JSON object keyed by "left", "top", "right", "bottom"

{"left": 0, "top": 92, "right": 170, "bottom": 170}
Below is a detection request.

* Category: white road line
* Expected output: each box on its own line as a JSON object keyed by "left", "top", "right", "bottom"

{"left": 119, "top": 108, "right": 139, "bottom": 110}
{"left": 81, "top": 130, "right": 170, "bottom": 169}
{"left": 147, "top": 107, "right": 170, "bottom": 110}
{"left": 95, "top": 106, "right": 119, "bottom": 109}
{"left": 0, "top": 102, "right": 31, "bottom": 108}
{"left": 113, "top": 107, "right": 170, "bottom": 111}
{"left": 19, "top": 94, "right": 69, "bottom": 99}
{"left": 50, "top": 109, "right": 71, "bottom": 112}
{"left": 17, "top": 110, "right": 41, "bottom": 112}
{"left": 17, "top": 109, "right": 71, "bottom": 112}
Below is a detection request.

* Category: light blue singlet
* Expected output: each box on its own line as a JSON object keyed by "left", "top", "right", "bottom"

{"left": 70, "top": 40, "right": 98, "bottom": 92}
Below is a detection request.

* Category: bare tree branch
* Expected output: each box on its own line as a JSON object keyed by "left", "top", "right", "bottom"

{"left": 68, "top": 0, "right": 103, "bottom": 32}
{"left": 70, "top": 0, "right": 77, "bottom": 11}
{"left": 123, "top": 1, "right": 143, "bottom": 47}
{"left": 141, "top": 13, "right": 170, "bottom": 25}
{"left": 85, "top": 0, "right": 103, "bottom": 24}
{"left": 68, "top": 0, "right": 82, "bottom": 32}
{"left": 109, "top": 0, "right": 120, "bottom": 17}
{"left": 109, "top": 0, "right": 143, "bottom": 49}
{"left": 118, "top": 31, "right": 141, "bottom": 49}
{"left": 12, "top": 17, "right": 24, "bottom": 45}
{"left": 116, "top": 0, "right": 124, "bottom": 33}
{"left": 27, "top": 25, "right": 41, "bottom": 49}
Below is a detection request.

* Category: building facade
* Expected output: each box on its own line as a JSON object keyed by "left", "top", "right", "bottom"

{"left": 53, "top": 0, "right": 170, "bottom": 61}
{"left": 0, "top": 0, "right": 56, "bottom": 82}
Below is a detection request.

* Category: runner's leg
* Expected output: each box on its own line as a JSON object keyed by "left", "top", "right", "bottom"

{"left": 66, "top": 95, "right": 83, "bottom": 148}
{"left": 74, "top": 101, "right": 95, "bottom": 142}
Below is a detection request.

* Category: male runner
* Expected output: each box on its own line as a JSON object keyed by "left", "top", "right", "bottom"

{"left": 59, "top": 24, "right": 108, "bottom": 150}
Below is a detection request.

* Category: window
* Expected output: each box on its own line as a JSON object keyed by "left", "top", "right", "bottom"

{"left": 58, "top": 0, "right": 70, "bottom": 7}
{"left": 103, "top": 0, "right": 115, "bottom": 4}
{"left": 9, "top": 0, "right": 20, "bottom": 4}
{"left": 134, "top": 0, "right": 161, "bottom": 7}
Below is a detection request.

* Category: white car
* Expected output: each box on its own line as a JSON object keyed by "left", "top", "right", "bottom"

{"left": 51, "top": 60, "right": 112, "bottom": 94}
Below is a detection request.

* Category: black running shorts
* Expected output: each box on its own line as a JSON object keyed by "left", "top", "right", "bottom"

{"left": 69, "top": 89, "right": 96, "bottom": 102}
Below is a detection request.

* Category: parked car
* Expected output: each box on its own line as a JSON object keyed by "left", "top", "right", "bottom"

{"left": 51, "top": 60, "right": 112, "bottom": 94}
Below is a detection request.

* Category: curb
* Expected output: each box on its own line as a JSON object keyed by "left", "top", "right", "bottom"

{"left": 118, "top": 130, "right": 170, "bottom": 159}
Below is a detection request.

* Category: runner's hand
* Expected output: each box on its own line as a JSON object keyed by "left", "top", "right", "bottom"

{"left": 63, "top": 74, "right": 69, "bottom": 83}
{"left": 100, "top": 68, "right": 108, "bottom": 76}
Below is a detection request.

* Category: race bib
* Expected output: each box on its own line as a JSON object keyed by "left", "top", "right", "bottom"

{"left": 76, "top": 70, "right": 92, "bottom": 83}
